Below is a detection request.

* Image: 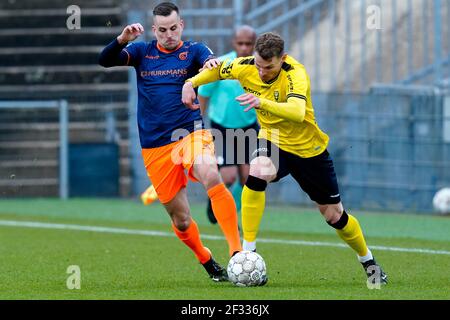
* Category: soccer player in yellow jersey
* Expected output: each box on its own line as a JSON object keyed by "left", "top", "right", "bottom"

{"left": 182, "top": 32, "right": 387, "bottom": 286}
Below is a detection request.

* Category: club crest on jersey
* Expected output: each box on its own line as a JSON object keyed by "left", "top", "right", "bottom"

{"left": 179, "top": 52, "right": 188, "bottom": 60}
{"left": 274, "top": 91, "right": 280, "bottom": 101}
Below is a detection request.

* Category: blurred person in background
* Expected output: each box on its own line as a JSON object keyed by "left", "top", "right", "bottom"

{"left": 198, "top": 25, "right": 258, "bottom": 224}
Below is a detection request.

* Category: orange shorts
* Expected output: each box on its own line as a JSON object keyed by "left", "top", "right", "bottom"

{"left": 141, "top": 129, "right": 215, "bottom": 204}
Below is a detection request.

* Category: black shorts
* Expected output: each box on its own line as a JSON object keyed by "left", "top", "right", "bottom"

{"left": 210, "top": 120, "right": 259, "bottom": 168}
{"left": 251, "top": 139, "right": 341, "bottom": 205}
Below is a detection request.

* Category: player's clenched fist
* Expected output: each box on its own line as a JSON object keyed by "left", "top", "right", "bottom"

{"left": 182, "top": 82, "right": 200, "bottom": 110}
{"left": 117, "top": 23, "right": 145, "bottom": 45}
{"left": 199, "top": 58, "right": 221, "bottom": 72}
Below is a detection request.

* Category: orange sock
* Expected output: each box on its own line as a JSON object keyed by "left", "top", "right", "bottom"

{"left": 207, "top": 183, "right": 242, "bottom": 256}
{"left": 172, "top": 219, "right": 211, "bottom": 264}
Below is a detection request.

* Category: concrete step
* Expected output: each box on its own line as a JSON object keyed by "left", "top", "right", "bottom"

{"left": 0, "top": 47, "right": 105, "bottom": 66}
{"left": 70, "top": 101, "right": 129, "bottom": 112}
{"left": 0, "top": 159, "right": 58, "bottom": 167}
{"left": 1, "top": 65, "right": 128, "bottom": 85}
{"left": 0, "top": 157, "right": 128, "bottom": 169}
{"left": 2, "top": 180, "right": 131, "bottom": 199}
{"left": 0, "top": 83, "right": 128, "bottom": 92}
{"left": 0, "top": 104, "right": 129, "bottom": 122}
{"left": 0, "top": 107, "right": 60, "bottom": 123}
{"left": 0, "top": 120, "right": 129, "bottom": 130}
{"left": 0, "top": 83, "right": 129, "bottom": 101}
{"left": 0, "top": 178, "right": 130, "bottom": 198}
{"left": 1, "top": 65, "right": 128, "bottom": 73}
{"left": 0, "top": 77, "right": 129, "bottom": 100}
{"left": 0, "top": 181, "right": 59, "bottom": 197}
{"left": 0, "top": 128, "right": 129, "bottom": 143}
{"left": 0, "top": 165, "right": 58, "bottom": 180}
{"left": 0, "top": 46, "right": 106, "bottom": 54}
{"left": 0, "top": 0, "right": 120, "bottom": 10}
{"left": 0, "top": 91, "right": 129, "bottom": 103}
{"left": 0, "top": 8, "right": 122, "bottom": 29}
{"left": 0, "top": 27, "right": 121, "bottom": 47}
{"left": 0, "top": 121, "right": 129, "bottom": 141}
{"left": 0, "top": 159, "right": 129, "bottom": 180}
{"left": 0, "top": 138, "right": 129, "bottom": 153}
{"left": 0, "top": 141, "right": 59, "bottom": 160}
{"left": 69, "top": 109, "right": 129, "bottom": 122}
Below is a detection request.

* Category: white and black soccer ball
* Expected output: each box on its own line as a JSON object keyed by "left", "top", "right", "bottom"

{"left": 227, "top": 251, "right": 266, "bottom": 287}
{"left": 433, "top": 188, "right": 450, "bottom": 215}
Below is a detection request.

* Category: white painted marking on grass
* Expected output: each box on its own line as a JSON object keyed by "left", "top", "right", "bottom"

{"left": 1, "top": 219, "right": 450, "bottom": 256}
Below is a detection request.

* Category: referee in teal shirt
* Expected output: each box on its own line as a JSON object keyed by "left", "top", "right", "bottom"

{"left": 198, "top": 26, "right": 258, "bottom": 224}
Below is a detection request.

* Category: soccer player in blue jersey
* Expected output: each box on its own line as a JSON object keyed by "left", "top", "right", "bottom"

{"left": 99, "top": 2, "right": 242, "bottom": 282}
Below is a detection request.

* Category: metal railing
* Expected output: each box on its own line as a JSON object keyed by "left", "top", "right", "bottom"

{"left": 309, "top": 86, "right": 450, "bottom": 213}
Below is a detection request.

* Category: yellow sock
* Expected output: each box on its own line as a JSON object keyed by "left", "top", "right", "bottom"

{"left": 241, "top": 185, "right": 266, "bottom": 243}
{"left": 335, "top": 213, "right": 369, "bottom": 257}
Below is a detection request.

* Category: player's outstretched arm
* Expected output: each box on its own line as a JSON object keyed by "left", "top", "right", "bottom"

{"left": 98, "top": 23, "right": 144, "bottom": 67}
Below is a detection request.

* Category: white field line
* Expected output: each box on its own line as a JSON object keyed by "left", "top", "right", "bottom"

{"left": 1, "top": 219, "right": 450, "bottom": 256}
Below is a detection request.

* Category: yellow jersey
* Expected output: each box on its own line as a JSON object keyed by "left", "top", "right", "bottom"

{"left": 189, "top": 55, "right": 329, "bottom": 158}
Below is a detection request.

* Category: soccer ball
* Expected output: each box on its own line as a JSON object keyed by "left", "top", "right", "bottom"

{"left": 432, "top": 188, "right": 450, "bottom": 215}
{"left": 227, "top": 251, "right": 267, "bottom": 287}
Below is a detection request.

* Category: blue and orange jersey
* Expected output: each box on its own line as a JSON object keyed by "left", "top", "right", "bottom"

{"left": 99, "top": 39, "right": 215, "bottom": 148}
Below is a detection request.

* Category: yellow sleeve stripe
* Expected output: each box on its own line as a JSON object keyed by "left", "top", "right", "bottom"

{"left": 287, "top": 93, "right": 307, "bottom": 101}
{"left": 238, "top": 57, "right": 255, "bottom": 65}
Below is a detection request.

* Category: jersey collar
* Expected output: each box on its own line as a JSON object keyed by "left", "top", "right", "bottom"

{"left": 264, "top": 70, "right": 281, "bottom": 85}
{"left": 156, "top": 41, "right": 184, "bottom": 54}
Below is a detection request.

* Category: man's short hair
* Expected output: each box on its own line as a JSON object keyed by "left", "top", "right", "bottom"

{"left": 233, "top": 25, "right": 257, "bottom": 41}
{"left": 255, "top": 32, "right": 284, "bottom": 60}
{"left": 153, "top": 2, "right": 179, "bottom": 17}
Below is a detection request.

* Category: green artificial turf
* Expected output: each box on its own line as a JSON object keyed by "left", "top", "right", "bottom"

{"left": 0, "top": 198, "right": 449, "bottom": 299}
